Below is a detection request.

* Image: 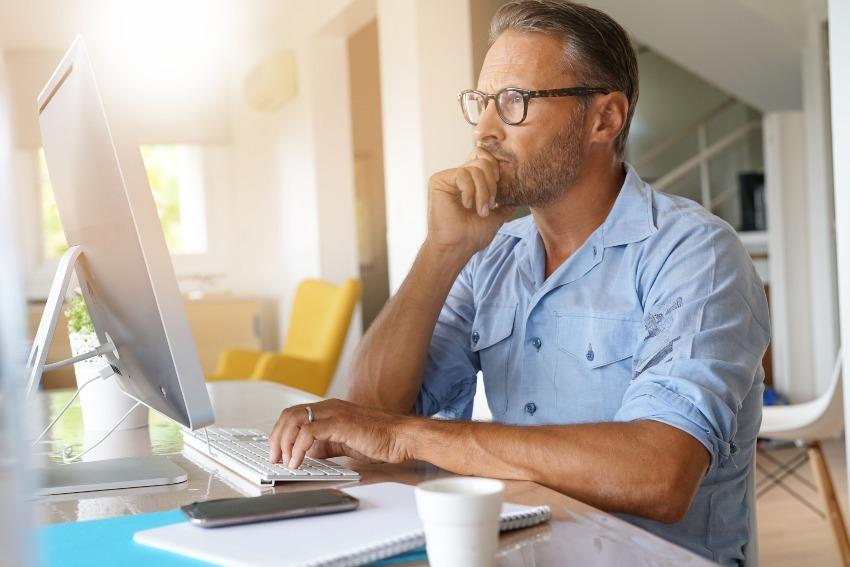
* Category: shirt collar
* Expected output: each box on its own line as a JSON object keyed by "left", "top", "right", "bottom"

{"left": 497, "top": 162, "right": 656, "bottom": 247}
{"left": 600, "top": 162, "right": 657, "bottom": 248}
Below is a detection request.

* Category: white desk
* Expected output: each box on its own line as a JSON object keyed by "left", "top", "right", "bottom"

{"left": 36, "top": 381, "right": 715, "bottom": 566}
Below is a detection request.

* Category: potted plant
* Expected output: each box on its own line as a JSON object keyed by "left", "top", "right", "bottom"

{"left": 65, "top": 292, "right": 148, "bottom": 431}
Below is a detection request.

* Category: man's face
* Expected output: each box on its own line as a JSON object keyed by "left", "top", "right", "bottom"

{"left": 475, "top": 31, "right": 588, "bottom": 208}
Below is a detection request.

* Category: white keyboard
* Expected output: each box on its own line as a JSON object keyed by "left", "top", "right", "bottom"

{"left": 182, "top": 427, "right": 360, "bottom": 485}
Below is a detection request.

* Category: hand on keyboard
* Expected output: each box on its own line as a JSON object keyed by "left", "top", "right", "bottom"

{"left": 268, "top": 399, "right": 416, "bottom": 470}
{"left": 182, "top": 427, "right": 360, "bottom": 482}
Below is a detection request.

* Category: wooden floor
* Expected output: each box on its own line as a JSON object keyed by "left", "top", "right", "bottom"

{"left": 757, "top": 438, "right": 848, "bottom": 566}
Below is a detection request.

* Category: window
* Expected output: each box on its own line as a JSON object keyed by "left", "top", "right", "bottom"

{"left": 139, "top": 145, "right": 208, "bottom": 254}
{"left": 38, "top": 145, "right": 207, "bottom": 259}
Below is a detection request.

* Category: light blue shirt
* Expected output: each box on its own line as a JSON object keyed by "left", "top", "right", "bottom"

{"left": 416, "top": 164, "right": 770, "bottom": 565}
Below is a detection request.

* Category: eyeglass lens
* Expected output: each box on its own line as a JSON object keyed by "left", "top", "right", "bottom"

{"left": 461, "top": 90, "right": 525, "bottom": 125}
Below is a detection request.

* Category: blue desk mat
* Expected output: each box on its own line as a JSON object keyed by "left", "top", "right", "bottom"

{"left": 38, "top": 510, "right": 426, "bottom": 566}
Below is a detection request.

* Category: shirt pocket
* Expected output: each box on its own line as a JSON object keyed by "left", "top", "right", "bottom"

{"left": 471, "top": 303, "right": 517, "bottom": 417}
{"left": 554, "top": 313, "right": 641, "bottom": 415}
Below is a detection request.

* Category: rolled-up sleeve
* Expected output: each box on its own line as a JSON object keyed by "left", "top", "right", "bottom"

{"left": 614, "top": 223, "right": 770, "bottom": 473}
{"left": 415, "top": 262, "right": 481, "bottom": 419}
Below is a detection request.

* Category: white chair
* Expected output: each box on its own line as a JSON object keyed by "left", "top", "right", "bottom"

{"left": 757, "top": 351, "right": 848, "bottom": 565}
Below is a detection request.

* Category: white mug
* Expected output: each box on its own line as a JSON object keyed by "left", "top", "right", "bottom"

{"left": 415, "top": 477, "right": 505, "bottom": 567}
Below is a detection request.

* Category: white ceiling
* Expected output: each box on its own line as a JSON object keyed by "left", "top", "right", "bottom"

{"left": 585, "top": 0, "right": 827, "bottom": 111}
{"left": 736, "top": 0, "right": 826, "bottom": 46}
{"left": 0, "top": 0, "right": 292, "bottom": 52}
{"left": 1, "top": 0, "right": 825, "bottom": 113}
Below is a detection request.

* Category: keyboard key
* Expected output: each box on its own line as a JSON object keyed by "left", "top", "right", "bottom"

{"left": 283, "top": 468, "right": 310, "bottom": 476}
{"left": 300, "top": 467, "right": 327, "bottom": 476}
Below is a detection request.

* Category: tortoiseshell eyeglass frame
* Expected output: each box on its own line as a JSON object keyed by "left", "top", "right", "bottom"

{"left": 458, "top": 86, "right": 611, "bottom": 126}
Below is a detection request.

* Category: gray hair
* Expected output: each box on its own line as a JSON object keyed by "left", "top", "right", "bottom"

{"left": 490, "top": 0, "right": 639, "bottom": 157}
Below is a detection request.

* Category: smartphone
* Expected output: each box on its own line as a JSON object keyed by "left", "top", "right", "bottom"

{"left": 181, "top": 488, "right": 360, "bottom": 528}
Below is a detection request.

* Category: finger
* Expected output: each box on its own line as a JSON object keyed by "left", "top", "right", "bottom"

{"left": 473, "top": 148, "right": 501, "bottom": 182}
{"left": 277, "top": 415, "right": 307, "bottom": 465}
{"left": 268, "top": 407, "right": 294, "bottom": 462}
{"left": 454, "top": 168, "right": 476, "bottom": 209}
{"left": 470, "top": 162, "right": 497, "bottom": 207}
{"left": 269, "top": 404, "right": 306, "bottom": 463}
{"left": 471, "top": 153, "right": 500, "bottom": 207}
{"left": 469, "top": 159, "right": 497, "bottom": 192}
{"left": 466, "top": 166, "right": 491, "bottom": 217}
{"left": 289, "top": 423, "right": 320, "bottom": 469}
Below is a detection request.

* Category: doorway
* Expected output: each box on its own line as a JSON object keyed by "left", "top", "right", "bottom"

{"left": 348, "top": 20, "right": 390, "bottom": 331}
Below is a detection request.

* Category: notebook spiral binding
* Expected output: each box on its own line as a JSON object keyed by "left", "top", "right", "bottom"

{"left": 303, "top": 505, "right": 551, "bottom": 567}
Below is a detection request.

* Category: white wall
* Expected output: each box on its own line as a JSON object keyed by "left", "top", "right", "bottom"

{"left": 802, "top": 7, "right": 840, "bottom": 395}
{"left": 828, "top": 0, "right": 850, "bottom": 501}
{"left": 378, "top": 0, "right": 475, "bottom": 292}
{"left": 757, "top": 4, "right": 840, "bottom": 401}
{"left": 764, "top": 112, "right": 815, "bottom": 402}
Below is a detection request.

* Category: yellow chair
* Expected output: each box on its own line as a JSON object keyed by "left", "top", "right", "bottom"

{"left": 207, "top": 278, "right": 362, "bottom": 396}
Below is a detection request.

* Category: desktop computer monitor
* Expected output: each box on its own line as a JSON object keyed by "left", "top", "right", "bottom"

{"left": 34, "top": 37, "right": 213, "bottom": 428}
{"left": 28, "top": 37, "right": 214, "bottom": 493}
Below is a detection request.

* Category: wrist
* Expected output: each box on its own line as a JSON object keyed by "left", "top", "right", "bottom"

{"left": 421, "top": 238, "right": 475, "bottom": 271}
{"left": 395, "top": 415, "right": 432, "bottom": 462}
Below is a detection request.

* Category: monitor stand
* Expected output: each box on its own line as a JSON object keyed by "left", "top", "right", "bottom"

{"left": 27, "top": 245, "right": 189, "bottom": 495}
{"left": 38, "top": 456, "right": 188, "bottom": 496}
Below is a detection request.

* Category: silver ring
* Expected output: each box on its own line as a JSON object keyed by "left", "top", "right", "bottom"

{"left": 305, "top": 405, "right": 314, "bottom": 424}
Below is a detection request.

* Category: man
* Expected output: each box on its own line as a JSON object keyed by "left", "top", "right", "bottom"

{"left": 269, "top": 1, "right": 769, "bottom": 564}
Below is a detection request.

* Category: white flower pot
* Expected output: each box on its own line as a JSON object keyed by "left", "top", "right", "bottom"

{"left": 69, "top": 332, "right": 148, "bottom": 431}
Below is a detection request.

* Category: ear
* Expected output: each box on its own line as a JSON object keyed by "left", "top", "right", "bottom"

{"left": 588, "top": 92, "right": 628, "bottom": 150}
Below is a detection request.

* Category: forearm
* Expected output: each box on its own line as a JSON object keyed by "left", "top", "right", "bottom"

{"left": 347, "top": 240, "right": 471, "bottom": 412}
{"left": 406, "top": 418, "right": 707, "bottom": 523}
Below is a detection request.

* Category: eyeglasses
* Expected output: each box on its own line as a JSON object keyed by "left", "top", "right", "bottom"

{"left": 458, "top": 86, "right": 610, "bottom": 126}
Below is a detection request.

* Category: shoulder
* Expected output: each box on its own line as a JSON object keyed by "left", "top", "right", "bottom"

{"left": 648, "top": 190, "right": 748, "bottom": 262}
{"left": 638, "top": 190, "right": 766, "bottom": 316}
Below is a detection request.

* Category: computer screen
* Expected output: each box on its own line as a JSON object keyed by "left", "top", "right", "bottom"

{"left": 34, "top": 38, "right": 214, "bottom": 430}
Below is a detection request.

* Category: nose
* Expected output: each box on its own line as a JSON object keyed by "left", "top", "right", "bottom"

{"left": 473, "top": 98, "right": 505, "bottom": 145}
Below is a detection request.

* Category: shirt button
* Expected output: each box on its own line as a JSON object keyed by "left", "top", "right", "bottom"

{"left": 586, "top": 344, "right": 595, "bottom": 361}
{"left": 531, "top": 337, "right": 542, "bottom": 350}
{"left": 524, "top": 402, "right": 537, "bottom": 415}
{"left": 472, "top": 331, "right": 480, "bottom": 345}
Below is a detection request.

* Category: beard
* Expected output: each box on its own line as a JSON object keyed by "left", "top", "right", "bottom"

{"left": 482, "top": 106, "right": 586, "bottom": 208}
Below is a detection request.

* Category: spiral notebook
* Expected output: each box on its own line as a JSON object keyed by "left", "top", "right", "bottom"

{"left": 134, "top": 482, "right": 550, "bottom": 567}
